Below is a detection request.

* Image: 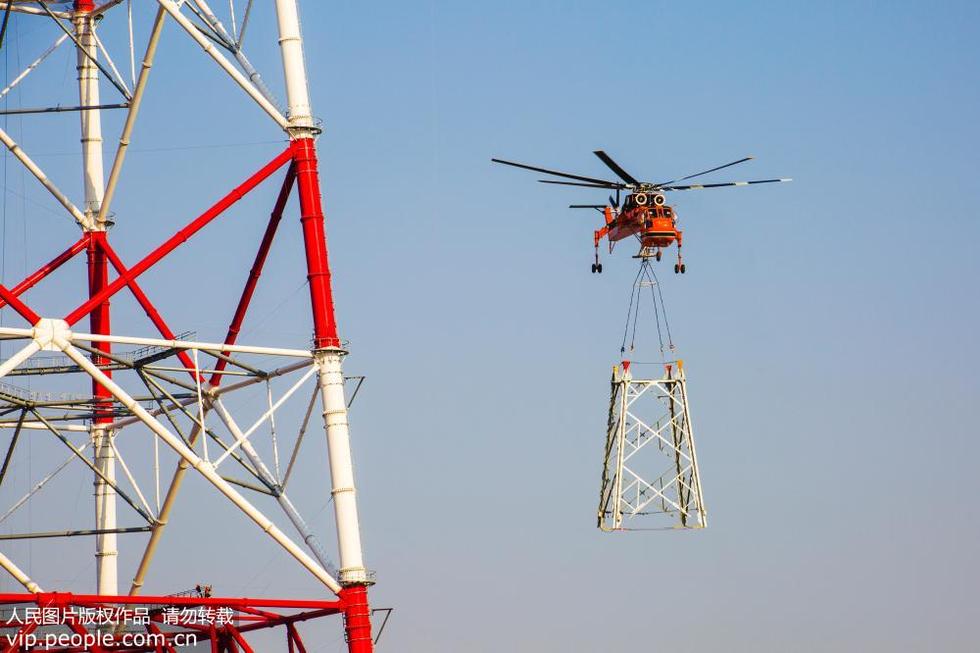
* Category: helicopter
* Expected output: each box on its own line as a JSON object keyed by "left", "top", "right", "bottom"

{"left": 492, "top": 151, "right": 791, "bottom": 274}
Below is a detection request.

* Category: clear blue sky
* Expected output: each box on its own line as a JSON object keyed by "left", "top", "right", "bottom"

{"left": 1, "top": 2, "right": 979, "bottom": 651}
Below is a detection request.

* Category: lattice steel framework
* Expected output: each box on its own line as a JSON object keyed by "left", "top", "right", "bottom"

{"left": 598, "top": 361, "right": 707, "bottom": 531}
{"left": 0, "top": 1, "right": 376, "bottom": 650}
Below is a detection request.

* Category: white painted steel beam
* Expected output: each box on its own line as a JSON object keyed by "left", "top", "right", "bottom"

{"left": 155, "top": 0, "right": 289, "bottom": 129}
{"left": 212, "top": 396, "right": 339, "bottom": 576}
{"left": 99, "top": 7, "right": 167, "bottom": 227}
{"left": 0, "top": 551, "right": 42, "bottom": 593}
{"left": 0, "top": 3, "right": 69, "bottom": 17}
{"left": 316, "top": 350, "right": 368, "bottom": 585}
{"left": 73, "top": 331, "right": 312, "bottom": 358}
{"left": 0, "top": 128, "right": 93, "bottom": 230}
{"left": 0, "top": 34, "right": 70, "bottom": 102}
{"left": 273, "top": 0, "right": 315, "bottom": 134}
{"left": 58, "top": 339, "right": 343, "bottom": 594}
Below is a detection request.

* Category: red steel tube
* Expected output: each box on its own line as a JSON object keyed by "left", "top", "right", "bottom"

{"left": 340, "top": 586, "right": 372, "bottom": 653}
{"left": 291, "top": 139, "right": 340, "bottom": 349}
{"left": 210, "top": 164, "right": 296, "bottom": 387}
{"left": 0, "top": 236, "right": 89, "bottom": 311}
{"left": 0, "top": 284, "right": 41, "bottom": 325}
{"left": 0, "top": 593, "right": 342, "bottom": 610}
{"left": 98, "top": 239, "right": 200, "bottom": 381}
{"left": 65, "top": 147, "right": 294, "bottom": 326}
{"left": 87, "top": 232, "right": 114, "bottom": 424}
{"left": 1, "top": 621, "right": 39, "bottom": 653}
{"left": 287, "top": 624, "right": 308, "bottom": 653}
{"left": 291, "top": 139, "right": 374, "bottom": 652}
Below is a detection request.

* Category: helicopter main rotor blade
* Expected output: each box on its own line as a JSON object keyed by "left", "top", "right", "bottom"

{"left": 538, "top": 179, "right": 625, "bottom": 189}
{"left": 661, "top": 178, "right": 792, "bottom": 191}
{"left": 569, "top": 204, "right": 608, "bottom": 209}
{"left": 593, "top": 150, "right": 642, "bottom": 186}
{"left": 655, "top": 156, "right": 755, "bottom": 187}
{"left": 491, "top": 157, "right": 621, "bottom": 187}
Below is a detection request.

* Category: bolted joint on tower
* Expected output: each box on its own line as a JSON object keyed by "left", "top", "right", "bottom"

{"left": 598, "top": 360, "right": 707, "bottom": 531}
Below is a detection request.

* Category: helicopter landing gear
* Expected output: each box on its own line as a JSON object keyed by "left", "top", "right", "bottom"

{"left": 674, "top": 247, "right": 685, "bottom": 274}
{"left": 655, "top": 249, "right": 662, "bottom": 261}
{"left": 592, "top": 247, "right": 603, "bottom": 274}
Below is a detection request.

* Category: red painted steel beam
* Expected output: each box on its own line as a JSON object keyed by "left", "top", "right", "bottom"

{"left": 0, "top": 593, "right": 343, "bottom": 610}
{"left": 225, "top": 625, "right": 255, "bottom": 653}
{"left": 1, "top": 621, "right": 39, "bottom": 653}
{"left": 234, "top": 608, "right": 341, "bottom": 634}
{"left": 291, "top": 139, "right": 340, "bottom": 349}
{"left": 65, "top": 147, "right": 294, "bottom": 326}
{"left": 87, "top": 232, "right": 114, "bottom": 424}
{"left": 290, "top": 138, "right": 376, "bottom": 652}
{"left": 98, "top": 239, "right": 200, "bottom": 381}
{"left": 0, "top": 283, "right": 41, "bottom": 325}
{"left": 210, "top": 164, "right": 296, "bottom": 387}
{"left": 0, "top": 236, "right": 89, "bottom": 311}
{"left": 146, "top": 623, "right": 178, "bottom": 653}
{"left": 340, "top": 586, "right": 372, "bottom": 653}
{"left": 287, "top": 623, "right": 308, "bottom": 653}
{"left": 67, "top": 620, "right": 108, "bottom": 653}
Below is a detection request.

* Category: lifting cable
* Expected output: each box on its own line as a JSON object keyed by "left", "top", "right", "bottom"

{"left": 620, "top": 259, "right": 675, "bottom": 358}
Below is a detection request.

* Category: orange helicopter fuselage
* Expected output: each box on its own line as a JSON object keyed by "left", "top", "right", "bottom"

{"left": 596, "top": 204, "right": 682, "bottom": 251}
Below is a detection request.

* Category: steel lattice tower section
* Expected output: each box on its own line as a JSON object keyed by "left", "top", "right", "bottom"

{"left": 0, "top": 1, "right": 375, "bottom": 650}
{"left": 598, "top": 361, "right": 707, "bottom": 531}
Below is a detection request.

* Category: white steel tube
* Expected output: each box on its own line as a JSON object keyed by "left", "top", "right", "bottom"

{"left": 0, "top": 341, "right": 41, "bottom": 379}
{"left": 128, "top": 418, "right": 206, "bottom": 595}
{"left": 273, "top": 0, "right": 369, "bottom": 587}
{"left": 75, "top": 11, "right": 106, "bottom": 224}
{"left": 214, "top": 360, "right": 311, "bottom": 395}
{"left": 98, "top": 7, "right": 167, "bottom": 227}
{"left": 190, "top": 0, "right": 281, "bottom": 109}
{"left": 76, "top": 6, "right": 116, "bottom": 595}
{"left": 212, "top": 397, "right": 338, "bottom": 575}
{"left": 73, "top": 331, "right": 312, "bottom": 358}
{"left": 0, "top": 448, "right": 88, "bottom": 525}
{"left": 109, "top": 360, "right": 311, "bottom": 431}
{"left": 59, "top": 342, "right": 343, "bottom": 594}
{"left": 614, "top": 370, "right": 629, "bottom": 529}
{"left": 0, "top": 127, "right": 93, "bottom": 230}
{"left": 0, "top": 422, "right": 91, "bottom": 432}
{"left": 0, "top": 327, "right": 34, "bottom": 338}
{"left": 678, "top": 370, "right": 707, "bottom": 528}
{"left": 92, "top": 31, "right": 131, "bottom": 98}
{"left": 93, "top": 426, "right": 118, "bottom": 594}
{"left": 155, "top": 0, "right": 289, "bottom": 129}
{"left": 316, "top": 350, "right": 367, "bottom": 585}
{"left": 210, "top": 367, "right": 315, "bottom": 468}
{"left": 110, "top": 394, "right": 197, "bottom": 431}
{"left": 273, "top": 0, "right": 315, "bottom": 133}
{"left": 0, "top": 3, "right": 69, "bottom": 17}
{"left": 0, "top": 34, "right": 70, "bottom": 102}
{"left": 0, "top": 552, "right": 42, "bottom": 593}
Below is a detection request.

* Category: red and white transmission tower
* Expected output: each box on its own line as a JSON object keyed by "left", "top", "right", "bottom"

{"left": 0, "top": 1, "right": 376, "bottom": 650}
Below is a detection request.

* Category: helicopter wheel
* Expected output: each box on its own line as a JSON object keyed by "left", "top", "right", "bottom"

{"left": 673, "top": 264, "right": 679, "bottom": 274}
{"left": 680, "top": 263, "right": 686, "bottom": 274}
{"left": 596, "top": 263, "right": 603, "bottom": 274}
{"left": 591, "top": 264, "right": 596, "bottom": 274}
{"left": 656, "top": 251, "right": 662, "bottom": 261}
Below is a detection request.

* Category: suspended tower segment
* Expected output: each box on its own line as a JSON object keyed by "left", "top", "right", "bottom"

{"left": 599, "top": 360, "right": 707, "bottom": 531}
